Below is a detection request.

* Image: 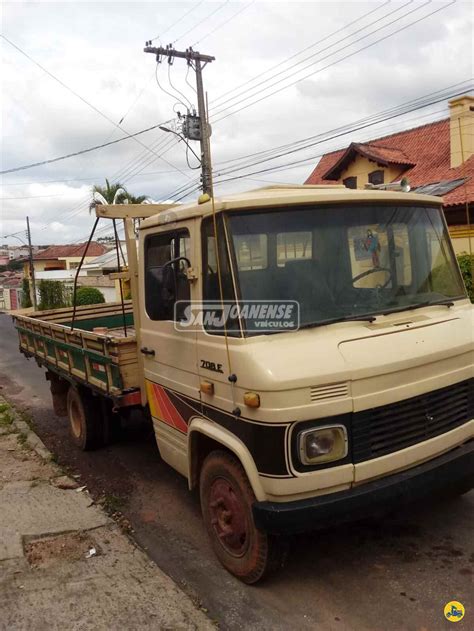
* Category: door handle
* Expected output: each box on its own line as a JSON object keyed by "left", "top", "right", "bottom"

{"left": 140, "top": 347, "right": 155, "bottom": 357}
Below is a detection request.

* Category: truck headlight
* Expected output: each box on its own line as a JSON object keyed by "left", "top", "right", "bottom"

{"left": 298, "top": 425, "right": 348, "bottom": 465}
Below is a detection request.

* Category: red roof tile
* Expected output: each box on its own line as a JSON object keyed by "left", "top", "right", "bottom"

{"left": 305, "top": 118, "right": 473, "bottom": 207}
{"left": 34, "top": 242, "right": 107, "bottom": 260}
{"left": 322, "top": 142, "right": 414, "bottom": 180}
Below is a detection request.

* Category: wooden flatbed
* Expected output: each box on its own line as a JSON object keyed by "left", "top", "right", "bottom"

{"left": 13, "top": 301, "right": 140, "bottom": 400}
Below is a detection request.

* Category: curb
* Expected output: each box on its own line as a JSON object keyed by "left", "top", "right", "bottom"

{"left": 0, "top": 395, "right": 54, "bottom": 463}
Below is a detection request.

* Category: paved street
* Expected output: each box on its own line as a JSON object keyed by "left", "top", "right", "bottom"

{"left": 0, "top": 313, "right": 472, "bottom": 631}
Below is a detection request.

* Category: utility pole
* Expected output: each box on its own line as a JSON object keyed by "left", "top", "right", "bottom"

{"left": 26, "top": 216, "right": 37, "bottom": 310}
{"left": 144, "top": 45, "right": 215, "bottom": 195}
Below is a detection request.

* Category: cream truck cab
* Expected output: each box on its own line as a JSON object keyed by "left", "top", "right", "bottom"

{"left": 15, "top": 185, "right": 474, "bottom": 583}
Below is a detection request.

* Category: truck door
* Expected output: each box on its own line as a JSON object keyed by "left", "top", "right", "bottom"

{"left": 139, "top": 221, "right": 200, "bottom": 476}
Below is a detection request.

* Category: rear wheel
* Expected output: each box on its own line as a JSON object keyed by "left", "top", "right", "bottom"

{"left": 200, "top": 450, "right": 287, "bottom": 584}
{"left": 66, "top": 387, "right": 103, "bottom": 451}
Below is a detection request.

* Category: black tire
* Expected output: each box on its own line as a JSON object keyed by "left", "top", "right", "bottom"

{"left": 66, "top": 387, "right": 104, "bottom": 451}
{"left": 200, "top": 450, "right": 287, "bottom": 584}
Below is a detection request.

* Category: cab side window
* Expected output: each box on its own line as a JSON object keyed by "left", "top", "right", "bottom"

{"left": 145, "top": 230, "right": 190, "bottom": 321}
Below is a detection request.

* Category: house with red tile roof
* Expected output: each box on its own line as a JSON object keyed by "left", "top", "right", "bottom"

{"left": 305, "top": 95, "right": 474, "bottom": 255}
{"left": 23, "top": 241, "right": 108, "bottom": 279}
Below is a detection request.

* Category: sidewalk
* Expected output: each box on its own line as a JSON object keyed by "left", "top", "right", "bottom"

{"left": 0, "top": 397, "right": 214, "bottom": 631}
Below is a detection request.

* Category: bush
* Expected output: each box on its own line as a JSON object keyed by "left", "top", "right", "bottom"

{"left": 38, "top": 280, "right": 69, "bottom": 311}
{"left": 457, "top": 253, "right": 473, "bottom": 302}
{"left": 21, "top": 278, "right": 32, "bottom": 308}
{"left": 74, "top": 286, "right": 105, "bottom": 306}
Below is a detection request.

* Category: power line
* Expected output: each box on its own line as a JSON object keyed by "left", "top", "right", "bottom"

{"left": 115, "top": 1, "right": 207, "bottom": 133}
{"left": 214, "top": 88, "right": 470, "bottom": 178}
{"left": 211, "top": 0, "right": 392, "bottom": 107}
{"left": 150, "top": 1, "right": 205, "bottom": 43}
{"left": 191, "top": 0, "right": 256, "bottom": 47}
{"left": 112, "top": 136, "right": 178, "bottom": 183}
{"left": 214, "top": 120, "right": 474, "bottom": 187}
{"left": 24, "top": 134, "right": 179, "bottom": 235}
{"left": 167, "top": 62, "right": 193, "bottom": 110}
{"left": 0, "top": 121, "right": 171, "bottom": 175}
{"left": 211, "top": 0, "right": 423, "bottom": 117}
{"left": 212, "top": 1, "right": 457, "bottom": 122}
{"left": 164, "top": 87, "right": 470, "bottom": 202}
{"left": 172, "top": 1, "right": 230, "bottom": 44}
{"left": 115, "top": 71, "right": 155, "bottom": 127}
{"left": 213, "top": 80, "right": 472, "bottom": 169}
{"left": 215, "top": 98, "right": 466, "bottom": 181}
{"left": 211, "top": 0, "right": 429, "bottom": 119}
{"left": 0, "top": 168, "right": 183, "bottom": 187}
{"left": 0, "top": 193, "right": 79, "bottom": 200}
{"left": 1, "top": 34, "right": 189, "bottom": 177}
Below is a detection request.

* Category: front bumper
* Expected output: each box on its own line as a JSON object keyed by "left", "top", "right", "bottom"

{"left": 252, "top": 441, "right": 474, "bottom": 535}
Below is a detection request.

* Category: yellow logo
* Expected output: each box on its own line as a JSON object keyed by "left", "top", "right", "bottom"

{"left": 444, "top": 601, "right": 465, "bottom": 622}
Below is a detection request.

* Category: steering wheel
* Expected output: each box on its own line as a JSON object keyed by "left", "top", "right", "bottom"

{"left": 352, "top": 267, "right": 393, "bottom": 289}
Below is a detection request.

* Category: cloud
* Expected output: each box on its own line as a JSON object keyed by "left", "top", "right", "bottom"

{"left": 1, "top": 0, "right": 472, "bottom": 242}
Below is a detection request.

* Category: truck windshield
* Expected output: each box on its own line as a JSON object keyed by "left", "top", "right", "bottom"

{"left": 225, "top": 204, "right": 466, "bottom": 332}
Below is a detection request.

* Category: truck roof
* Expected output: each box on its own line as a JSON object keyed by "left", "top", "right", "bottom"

{"left": 122, "top": 185, "right": 443, "bottom": 230}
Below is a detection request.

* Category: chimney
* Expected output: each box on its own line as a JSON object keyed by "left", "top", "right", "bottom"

{"left": 449, "top": 95, "right": 474, "bottom": 168}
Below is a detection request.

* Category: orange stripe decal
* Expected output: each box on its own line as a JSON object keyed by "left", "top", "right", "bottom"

{"left": 145, "top": 380, "right": 188, "bottom": 434}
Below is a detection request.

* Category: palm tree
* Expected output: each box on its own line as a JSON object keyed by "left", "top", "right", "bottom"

{"left": 89, "top": 180, "right": 151, "bottom": 210}
{"left": 89, "top": 179, "right": 128, "bottom": 211}
{"left": 125, "top": 193, "right": 149, "bottom": 204}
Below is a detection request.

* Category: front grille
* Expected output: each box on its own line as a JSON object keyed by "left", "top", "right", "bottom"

{"left": 351, "top": 378, "right": 474, "bottom": 463}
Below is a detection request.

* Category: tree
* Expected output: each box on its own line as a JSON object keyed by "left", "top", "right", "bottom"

{"left": 457, "top": 253, "right": 473, "bottom": 302}
{"left": 90, "top": 179, "right": 127, "bottom": 211}
{"left": 89, "top": 179, "right": 150, "bottom": 210}
{"left": 0, "top": 259, "right": 24, "bottom": 273}
{"left": 74, "top": 286, "right": 105, "bottom": 306}
{"left": 38, "top": 280, "right": 69, "bottom": 311}
{"left": 432, "top": 253, "right": 473, "bottom": 303}
{"left": 21, "top": 278, "right": 32, "bottom": 308}
{"left": 125, "top": 193, "right": 149, "bottom": 204}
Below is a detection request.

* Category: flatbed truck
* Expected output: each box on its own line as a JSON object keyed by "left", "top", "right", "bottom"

{"left": 14, "top": 185, "right": 474, "bottom": 583}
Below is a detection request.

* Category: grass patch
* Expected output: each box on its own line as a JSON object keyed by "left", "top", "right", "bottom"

{"left": 0, "top": 403, "right": 10, "bottom": 414}
{"left": 0, "top": 408, "right": 14, "bottom": 428}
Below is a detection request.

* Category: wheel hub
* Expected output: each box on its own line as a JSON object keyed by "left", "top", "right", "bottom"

{"left": 209, "top": 477, "right": 249, "bottom": 557}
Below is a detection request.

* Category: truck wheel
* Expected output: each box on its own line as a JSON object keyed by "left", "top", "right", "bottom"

{"left": 200, "top": 450, "right": 286, "bottom": 584}
{"left": 66, "top": 387, "right": 103, "bottom": 451}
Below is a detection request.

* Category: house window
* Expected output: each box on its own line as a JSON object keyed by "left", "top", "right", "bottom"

{"left": 368, "top": 170, "right": 384, "bottom": 185}
{"left": 343, "top": 176, "right": 357, "bottom": 189}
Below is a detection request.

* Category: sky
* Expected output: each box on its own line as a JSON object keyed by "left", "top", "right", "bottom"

{"left": 1, "top": 0, "right": 472, "bottom": 245}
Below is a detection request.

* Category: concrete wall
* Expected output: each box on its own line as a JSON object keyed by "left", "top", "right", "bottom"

{"left": 25, "top": 256, "right": 99, "bottom": 277}
{"left": 337, "top": 156, "right": 404, "bottom": 189}
{"left": 450, "top": 227, "right": 474, "bottom": 256}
